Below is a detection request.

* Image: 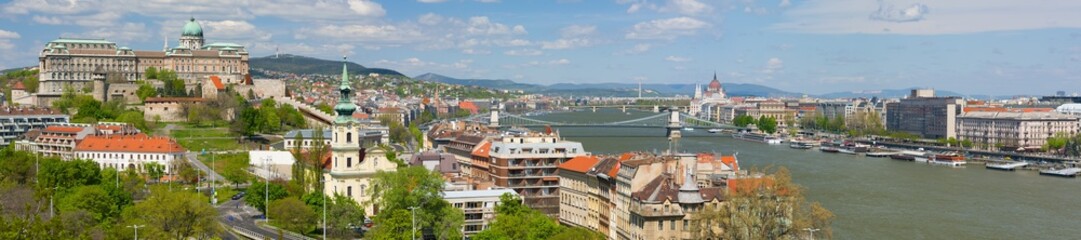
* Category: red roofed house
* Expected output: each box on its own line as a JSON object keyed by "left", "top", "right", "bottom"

{"left": 74, "top": 133, "right": 186, "bottom": 174}
{"left": 612, "top": 153, "right": 728, "bottom": 240}
{"left": 10, "top": 81, "right": 31, "bottom": 104}
{"left": 557, "top": 155, "right": 627, "bottom": 238}
{"left": 202, "top": 75, "right": 227, "bottom": 99}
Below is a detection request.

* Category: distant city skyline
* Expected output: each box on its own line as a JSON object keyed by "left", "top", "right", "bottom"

{"left": 1, "top": 0, "right": 1080, "bottom": 95}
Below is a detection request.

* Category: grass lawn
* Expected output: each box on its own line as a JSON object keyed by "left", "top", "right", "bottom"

{"left": 198, "top": 153, "right": 253, "bottom": 187}
{"left": 172, "top": 128, "right": 241, "bottom": 151}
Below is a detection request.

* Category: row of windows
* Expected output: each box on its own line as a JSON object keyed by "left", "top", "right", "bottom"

{"left": 76, "top": 152, "right": 178, "bottom": 161}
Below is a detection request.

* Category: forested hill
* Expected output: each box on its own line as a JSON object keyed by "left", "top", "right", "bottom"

{"left": 250, "top": 54, "right": 404, "bottom": 77}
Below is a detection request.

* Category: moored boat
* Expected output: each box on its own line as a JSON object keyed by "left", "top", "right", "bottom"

{"left": 789, "top": 142, "right": 813, "bottom": 149}
{"left": 733, "top": 132, "right": 783, "bottom": 144}
{"left": 929, "top": 153, "right": 966, "bottom": 167}
{"left": 708, "top": 129, "right": 723, "bottom": 133}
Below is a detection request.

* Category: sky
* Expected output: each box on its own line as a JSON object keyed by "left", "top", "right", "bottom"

{"left": 1, "top": 0, "right": 1080, "bottom": 95}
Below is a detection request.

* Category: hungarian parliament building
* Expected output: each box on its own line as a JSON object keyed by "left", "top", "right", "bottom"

{"left": 33, "top": 17, "right": 249, "bottom": 104}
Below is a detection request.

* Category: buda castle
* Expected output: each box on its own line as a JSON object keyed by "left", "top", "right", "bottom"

{"left": 31, "top": 17, "right": 249, "bottom": 106}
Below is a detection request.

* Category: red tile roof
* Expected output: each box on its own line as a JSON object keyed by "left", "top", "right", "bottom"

{"left": 721, "top": 155, "right": 738, "bottom": 171}
{"left": 459, "top": 101, "right": 479, "bottom": 114}
{"left": 44, "top": 126, "right": 85, "bottom": 133}
{"left": 472, "top": 141, "right": 492, "bottom": 158}
{"left": 558, "top": 155, "right": 599, "bottom": 174}
{"left": 74, "top": 134, "right": 185, "bottom": 153}
{"left": 209, "top": 76, "right": 225, "bottom": 90}
{"left": 11, "top": 81, "right": 25, "bottom": 90}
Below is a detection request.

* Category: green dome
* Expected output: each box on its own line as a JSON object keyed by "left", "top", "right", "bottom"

{"left": 182, "top": 17, "right": 203, "bottom": 37}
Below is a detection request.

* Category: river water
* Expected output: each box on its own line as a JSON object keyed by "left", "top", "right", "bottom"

{"left": 528, "top": 109, "right": 1081, "bottom": 239}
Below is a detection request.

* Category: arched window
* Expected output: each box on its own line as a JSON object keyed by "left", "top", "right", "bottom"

{"left": 346, "top": 132, "right": 352, "bottom": 143}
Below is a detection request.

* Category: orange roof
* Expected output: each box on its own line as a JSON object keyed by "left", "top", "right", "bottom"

{"left": 472, "top": 141, "right": 491, "bottom": 158}
{"left": 209, "top": 76, "right": 225, "bottom": 90}
{"left": 352, "top": 112, "right": 369, "bottom": 120}
{"left": 44, "top": 126, "right": 85, "bottom": 133}
{"left": 558, "top": 155, "right": 599, "bottom": 174}
{"left": 74, "top": 134, "right": 185, "bottom": 153}
{"left": 458, "top": 101, "right": 479, "bottom": 114}
{"left": 606, "top": 159, "right": 622, "bottom": 177}
{"left": 619, "top": 152, "right": 636, "bottom": 161}
{"left": 696, "top": 153, "right": 715, "bottom": 163}
{"left": 720, "top": 155, "right": 738, "bottom": 171}
{"left": 11, "top": 81, "right": 25, "bottom": 90}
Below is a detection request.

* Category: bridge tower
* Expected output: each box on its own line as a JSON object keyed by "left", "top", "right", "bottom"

{"left": 667, "top": 107, "right": 682, "bottom": 154}
{"left": 622, "top": 105, "right": 627, "bottom": 113}
{"left": 489, "top": 102, "right": 501, "bottom": 128}
{"left": 653, "top": 105, "right": 660, "bottom": 113}
{"left": 592, "top": 106, "right": 597, "bottom": 112}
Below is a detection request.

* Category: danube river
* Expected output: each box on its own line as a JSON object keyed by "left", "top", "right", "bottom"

{"left": 528, "top": 109, "right": 1081, "bottom": 239}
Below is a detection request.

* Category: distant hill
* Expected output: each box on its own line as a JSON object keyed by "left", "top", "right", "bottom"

{"left": 818, "top": 88, "right": 966, "bottom": 99}
{"left": 250, "top": 54, "right": 403, "bottom": 77}
{"left": 414, "top": 73, "right": 543, "bottom": 91}
{"left": 415, "top": 73, "right": 801, "bottom": 97}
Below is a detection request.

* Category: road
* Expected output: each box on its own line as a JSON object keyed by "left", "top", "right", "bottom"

{"left": 186, "top": 152, "right": 226, "bottom": 182}
{"left": 218, "top": 198, "right": 314, "bottom": 240}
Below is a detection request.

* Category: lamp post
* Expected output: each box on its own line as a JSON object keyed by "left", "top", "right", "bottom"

{"left": 321, "top": 176, "right": 327, "bottom": 240}
{"left": 264, "top": 156, "right": 271, "bottom": 223}
{"left": 408, "top": 206, "right": 418, "bottom": 240}
{"left": 128, "top": 224, "right": 145, "bottom": 240}
{"left": 48, "top": 185, "right": 58, "bottom": 219}
{"left": 804, "top": 228, "right": 820, "bottom": 240}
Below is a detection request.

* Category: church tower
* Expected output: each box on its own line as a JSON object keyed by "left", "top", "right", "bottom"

{"left": 324, "top": 57, "right": 396, "bottom": 215}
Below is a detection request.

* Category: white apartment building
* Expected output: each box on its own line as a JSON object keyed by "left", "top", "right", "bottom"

{"left": 957, "top": 111, "right": 1079, "bottom": 150}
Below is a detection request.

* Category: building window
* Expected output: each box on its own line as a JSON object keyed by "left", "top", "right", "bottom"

{"left": 347, "top": 186, "right": 352, "bottom": 196}
{"left": 671, "top": 220, "right": 675, "bottom": 230}
{"left": 346, "top": 133, "right": 352, "bottom": 143}
{"left": 658, "top": 220, "right": 663, "bottom": 230}
{"left": 347, "top": 157, "right": 352, "bottom": 167}
{"left": 683, "top": 219, "right": 688, "bottom": 231}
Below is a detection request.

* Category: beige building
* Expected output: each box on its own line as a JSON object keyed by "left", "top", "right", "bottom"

{"left": 614, "top": 153, "right": 733, "bottom": 240}
{"left": 444, "top": 189, "right": 519, "bottom": 237}
{"left": 143, "top": 97, "right": 205, "bottom": 122}
{"left": 484, "top": 131, "right": 588, "bottom": 218}
{"left": 558, "top": 155, "right": 622, "bottom": 238}
{"left": 35, "top": 17, "right": 248, "bottom": 106}
{"left": 736, "top": 100, "right": 797, "bottom": 129}
{"left": 957, "top": 111, "right": 1079, "bottom": 150}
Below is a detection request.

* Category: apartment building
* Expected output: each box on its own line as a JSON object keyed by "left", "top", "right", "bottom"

{"left": 957, "top": 111, "right": 1079, "bottom": 150}
{"left": 486, "top": 131, "right": 587, "bottom": 218}
{"left": 444, "top": 189, "right": 519, "bottom": 237}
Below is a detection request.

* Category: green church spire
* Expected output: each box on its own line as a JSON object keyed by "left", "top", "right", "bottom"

{"left": 334, "top": 56, "right": 357, "bottom": 123}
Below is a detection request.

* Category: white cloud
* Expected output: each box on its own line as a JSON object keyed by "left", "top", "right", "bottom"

{"left": 301, "top": 24, "right": 425, "bottom": 43}
{"left": 659, "top": 0, "right": 713, "bottom": 15}
{"left": 462, "top": 49, "right": 491, "bottom": 55}
{"left": 346, "top": 0, "right": 386, "bottom": 17}
{"left": 870, "top": 1, "right": 929, "bottom": 23}
{"left": 665, "top": 56, "right": 691, "bottom": 62}
{"left": 621, "top": 44, "right": 652, "bottom": 54}
{"left": 541, "top": 38, "right": 593, "bottom": 50}
{"left": 0, "top": 29, "right": 20, "bottom": 39}
{"left": 779, "top": 0, "right": 792, "bottom": 8}
{"left": 504, "top": 49, "right": 544, "bottom": 56}
{"left": 763, "top": 57, "right": 784, "bottom": 73}
{"left": 466, "top": 16, "right": 527, "bottom": 35}
{"left": 63, "top": 22, "right": 147, "bottom": 43}
{"left": 521, "top": 58, "right": 571, "bottom": 67}
{"left": 418, "top": 13, "right": 444, "bottom": 25}
{"left": 626, "top": 17, "right": 710, "bottom": 40}
{"left": 560, "top": 25, "right": 596, "bottom": 37}
{"left": 203, "top": 20, "right": 272, "bottom": 41}
{"left": 32, "top": 15, "right": 63, "bottom": 25}
{"left": 773, "top": 0, "right": 1081, "bottom": 34}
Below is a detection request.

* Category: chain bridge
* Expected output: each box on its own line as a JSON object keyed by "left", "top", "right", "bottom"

{"left": 448, "top": 108, "right": 741, "bottom": 130}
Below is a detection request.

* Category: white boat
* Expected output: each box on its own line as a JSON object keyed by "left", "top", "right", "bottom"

{"left": 789, "top": 142, "right": 813, "bottom": 149}
{"left": 929, "top": 154, "right": 966, "bottom": 167}
{"left": 683, "top": 127, "right": 695, "bottom": 131}
{"left": 733, "top": 132, "right": 783, "bottom": 144}
{"left": 708, "top": 129, "right": 723, "bottom": 133}
{"left": 838, "top": 147, "right": 858, "bottom": 155}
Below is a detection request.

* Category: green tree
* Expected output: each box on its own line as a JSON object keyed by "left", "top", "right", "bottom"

{"left": 246, "top": 181, "right": 290, "bottom": 213}
{"left": 119, "top": 186, "right": 220, "bottom": 239}
{"left": 269, "top": 197, "right": 318, "bottom": 234}
{"left": 316, "top": 103, "right": 334, "bottom": 115}
{"left": 144, "top": 67, "right": 158, "bottom": 80}
{"left": 368, "top": 166, "right": 463, "bottom": 240}
{"left": 548, "top": 227, "right": 605, "bottom": 240}
{"left": 733, "top": 115, "right": 756, "bottom": 128}
{"left": 38, "top": 158, "right": 101, "bottom": 191}
{"left": 327, "top": 194, "right": 366, "bottom": 239}
{"left": 409, "top": 123, "right": 424, "bottom": 150}
{"left": 0, "top": 146, "right": 37, "bottom": 184}
{"left": 56, "top": 185, "right": 123, "bottom": 224}
{"left": 473, "top": 193, "right": 565, "bottom": 240}
{"left": 144, "top": 162, "right": 166, "bottom": 183}
{"left": 116, "top": 110, "right": 149, "bottom": 132}
{"left": 757, "top": 116, "right": 778, "bottom": 134}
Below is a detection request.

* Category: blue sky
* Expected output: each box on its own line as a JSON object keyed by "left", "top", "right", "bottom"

{"left": 1, "top": 0, "right": 1079, "bottom": 95}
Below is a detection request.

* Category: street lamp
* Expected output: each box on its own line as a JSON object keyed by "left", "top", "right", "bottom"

{"left": 128, "top": 224, "right": 145, "bottom": 240}
{"left": 804, "top": 228, "right": 820, "bottom": 240}
{"left": 48, "top": 185, "right": 59, "bottom": 219}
